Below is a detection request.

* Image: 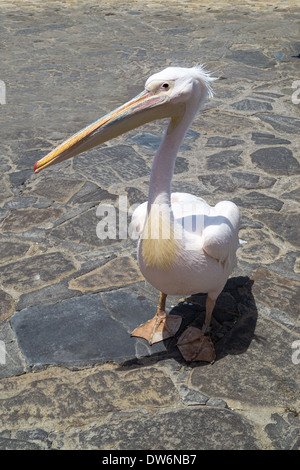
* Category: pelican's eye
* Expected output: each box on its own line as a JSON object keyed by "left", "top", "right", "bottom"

{"left": 161, "top": 82, "right": 170, "bottom": 91}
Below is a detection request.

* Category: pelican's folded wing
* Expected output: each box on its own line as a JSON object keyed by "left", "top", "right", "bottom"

{"left": 202, "top": 201, "right": 240, "bottom": 268}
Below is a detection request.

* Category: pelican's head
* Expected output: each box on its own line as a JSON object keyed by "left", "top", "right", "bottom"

{"left": 145, "top": 65, "right": 215, "bottom": 105}
{"left": 34, "top": 65, "right": 215, "bottom": 173}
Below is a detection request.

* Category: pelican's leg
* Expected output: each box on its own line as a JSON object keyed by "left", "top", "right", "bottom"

{"left": 131, "top": 292, "right": 182, "bottom": 345}
{"left": 202, "top": 295, "right": 215, "bottom": 332}
{"left": 177, "top": 295, "right": 216, "bottom": 362}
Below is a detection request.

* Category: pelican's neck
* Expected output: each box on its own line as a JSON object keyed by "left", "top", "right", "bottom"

{"left": 147, "top": 102, "right": 198, "bottom": 208}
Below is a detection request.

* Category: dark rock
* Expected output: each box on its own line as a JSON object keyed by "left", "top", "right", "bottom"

{"left": 0, "top": 437, "right": 43, "bottom": 450}
{"left": 256, "top": 114, "right": 300, "bottom": 134}
{"left": 3, "top": 197, "right": 37, "bottom": 210}
{"left": 254, "top": 212, "right": 300, "bottom": 247}
{"left": 70, "top": 407, "right": 259, "bottom": 450}
{"left": 125, "top": 187, "right": 147, "bottom": 207}
{"left": 265, "top": 413, "right": 300, "bottom": 450}
{"left": 174, "top": 156, "right": 189, "bottom": 174}
{"left": 205, "top": 136, "right": 244, "bottom": 148}
{"left": 8, "top": 170, "right": 32, "bottom": 187}
{"left": 130, "top": 132, "right": 161, "bottom": 150}
{"left": 0, "top": 321, "right": 28, "bottom": 378}
{"left": 205, "top": 150, "right": 243, "bottom": 170}
{"left": 68, "top": 181, "right": 118, "bottom": 205}
{"left": 11, "top": 293, "right": 159, "bottom": 366}
{"left": 251, "top": 132, "right": 291, "bottom": 145}
{"left": 198, "top": 172, "right": 276, "bottom": 193}
{"left": 27, "top": 176, "right": 84, "bottom": 203}
{"left": 16, "top": 279, "right": 80, "bottom": 311}
{"left": 232, "top": 191, "right": 283, "bottom": 211}
{"left": 228, "top": 50, "right": 276, "bottom": 68}
{"left": 250, "top": 147, "right": 300, "bottom": 176}
{"left": 281, "top": 188, "right": 300, "bottom": 202}
{"left": 231, "top": 99, "right": 272, "bottom": 111}
{"left": 190, "top": 314, "right": 298, "bottom": 408}
{"left": 51, "top": 207, "right": 117, "bottom": 247}
{"left": 73, "top": 145, "right": 149, "bottom": 186}
{"left": 252, "top": 267, "right": 300, "bottom": 326}
{"left": 16, "top": 149, "right": 45, "bottom": 170}
{"left": 0, "top": 289, "right": 15, "bottom": 322}
{"left": 0, "top": 240, "right": 30, "bottom": 264}
{"left": 0, "top": 178, "right": 14, "bottom": 201}
{"left": 1, "top": 207, "right": 64, "bottom": 233}
{"left": 0, "top": 252, "right": 76, "bottom": 292}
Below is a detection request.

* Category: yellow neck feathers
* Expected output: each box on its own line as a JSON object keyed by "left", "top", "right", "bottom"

{"left": 141, "top": 204, "right": 180, "bottom": 270}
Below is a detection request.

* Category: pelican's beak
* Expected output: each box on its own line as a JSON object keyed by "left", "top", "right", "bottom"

{"left": 34, "top": 90, "right": 174, "bottom": 174}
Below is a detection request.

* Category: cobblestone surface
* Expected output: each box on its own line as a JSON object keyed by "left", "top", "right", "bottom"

{"left": 0, "top": 0, "right": 299, "bottom": 450}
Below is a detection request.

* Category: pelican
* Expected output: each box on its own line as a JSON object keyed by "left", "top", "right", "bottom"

{"left": 34, "top": 66, "right": 241, "bottom": 362}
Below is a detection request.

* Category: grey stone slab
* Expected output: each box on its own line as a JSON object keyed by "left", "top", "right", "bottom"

{"left": 205, "top": 136, "right": 244, "bottom": 148}
{"left": 250, "top": 147, "right": 300, "bottom": 176}
{"left": 205, "top": 150, "right": 243, "bottom": 171}
{"left": 0, "top": 437, "right": 43, "bottom": 450}
{"left": 251, "top": 132, "right": 291, "bottom": 146}
{"left": 232, "top": 191, "right": 283, "bottom": 211}
{"left": 0, "top": 365, "right": 179, "bottom": 431}
{"left": 1, "top": 207, "right": 64, "bottom": 233}
{"left": 254, "top": 212, "right": 300, "bottom": 248}
{"left": 26, "top": 176, "right": 84, "bottom": 203}
{"left": 65, "top": 407, "right": 259, "bottom": 450}
{"left": 0, "top": 252, "right": 76, "bottom": 292}
{"left": 68, "top": 181, "right": 118, "bottom": 205}
{"left": 73, "top": 144, "right": 149, "bottom": 187}
{"left": 281, "top": 188, "right": 300, "bottom": 202}
{"left": 10, "top": 292, "right": 169, "bottom": 366}
{"left": 0, "top": 320, "right": 28, "bottom": 378}
{"left": 178, "top": 384, "right": 209, "bottom": 405}
{"left": 130, "top": 132, "right": 162, "bottom": 150}
{"left": 50, "top": 207, "right": 120, "bottom": 248}
{"left": 228, "top": 50, "right": 276, "bottom": 68}
{"left": 0, "top": 240, "right": 31, "bottom": 264}
{"left": 265, "top": 413, "right": 300, "bottom": 450}
{"left": 190, "top": 314, "right": 299, "bottom": 408}
{"left": 3, "top": 196, "right": 37, "bottom": 210}
{"left": 256, "top": 114, "right": 300, "bottom": 134}
{"left": 16, "top": 279, "right": 81, "bottom": 311}
{"left": 0, "top": 289, "right": 15, "bottom": 322}
{"left": 16, "top": 149, "right": 45, "bottom": 170}
{"left": 10, "top": 294, "right": 131, "bottom": 366}
{"left": 198, "top": 172, "right": 276, "bottom": 194}
{"left": 8, "top": 170, "right": 32, "bottom": 188}
{"left": 231, "top": 99, "right": 272, "bottom": 112}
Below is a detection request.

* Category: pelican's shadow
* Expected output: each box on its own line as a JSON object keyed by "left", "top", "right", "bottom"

{"left": 164, "top": 275, "right": 257, "bottom": 364}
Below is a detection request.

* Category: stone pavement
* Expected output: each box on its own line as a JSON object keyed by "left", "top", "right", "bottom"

{"left": 0, "top": 0, "right": 299, "bottom": 450}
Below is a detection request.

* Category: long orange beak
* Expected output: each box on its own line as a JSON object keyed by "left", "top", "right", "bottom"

{"left": 34, "top": 90, "right": 173, "bottom": 174}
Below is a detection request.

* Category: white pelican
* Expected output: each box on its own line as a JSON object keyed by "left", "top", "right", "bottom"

{"left": 34, "top": 66, "right": 241, "bottom": 362}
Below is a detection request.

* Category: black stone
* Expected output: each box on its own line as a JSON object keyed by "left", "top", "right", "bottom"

{"left": 232, "top": 192, "right": 283, "bottom": 211}
{"left": 254, "top": 212, "right": 300, "bottom": 248}
{"left": 281, "top": 188, "right": 300, "bottom": 202}
{"left": 231, "top": 99, "right": 272, "bottom": 111}
{"left": 250, "top": 147, "right": 300, "bottom": 176}
{"left": 72, "top": 407, "right": 259, "bottom": 450}
{"left": 228, "top": 50, "right": 276, "bottom": 68}
{"left": 251, "top": 132, "right": 291, "bottom": 145}
{"left": 74, "top": 145, "right": 149, "bottom": 186}
{"left": 206, "top": 136, "right": 244, "bottom": 148}
{"left": 256, "top": 114, "right": 300, "bottom": 134}
{"left": 205, "top": 150, "right": 243, "bottom": 170}
{"left": 198, "top": 172, "right": 276, "bottom": 193}
{"left": 69, "top": 181, "right": 118, "bottom": 205}
{"left": 10, "top": 292, "right": 165, "bottom": 366}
